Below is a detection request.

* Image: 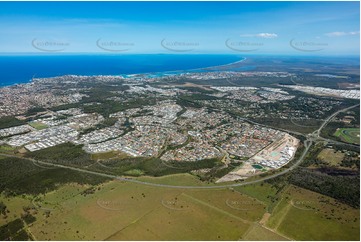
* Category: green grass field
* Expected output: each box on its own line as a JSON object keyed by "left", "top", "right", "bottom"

{"left": 334, "top": 128, "right": 360, "bottom": 144}
{"left": 0, "top": 145, "right": 17, "bottom": 154}
{"left": 1, "top": 176, "right": 359, "bottom": 240}
{"left": 91, "top": 151, "right": 129, "bottom": 160}
{"left": 28, "top": 181, "right": 258, "bottom": 240}
{"left": 242, "top": 223, "right": 289, "bottom": 241}
{"left": 136, "top": 173, "right": 206, "bottom": 186}
{"left": 267, "top": 185, "right": 360, "bottom": 241}
{"left": 0, "top": 195, "right": 33, "bottom": 227}
{"left": 123, "top": 169, "right": 145, "bottom": 176}
{"left": 234, "top": 182, "right": 279, "bottom": 208}
{"left": 1, "top": 154, "right": 359, "bottom": 240}
{"left": 317, "top": 148, "right": 345, "bottom": 166}
{"left": 28, "top": 122, "right": 48, "bottom": 130}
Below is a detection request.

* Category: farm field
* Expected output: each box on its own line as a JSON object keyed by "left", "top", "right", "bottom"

{"left": 334, "top": 128, "right": 360, "bottom": 144}
{"left": 266, "top": 185, "right": 360, "bottom": 241}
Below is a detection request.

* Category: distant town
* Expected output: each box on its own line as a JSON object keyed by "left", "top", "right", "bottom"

{"left": 0, "top": 70, "right": 359, "bottom": 182}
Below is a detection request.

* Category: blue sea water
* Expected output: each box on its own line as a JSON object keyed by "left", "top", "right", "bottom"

{"left": 0, "top": 54, "right": 243, "bottom": 87}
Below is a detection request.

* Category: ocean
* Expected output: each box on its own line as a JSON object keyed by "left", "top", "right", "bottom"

{"left": 0, "top": 54, "right": 243, "bottom": 87}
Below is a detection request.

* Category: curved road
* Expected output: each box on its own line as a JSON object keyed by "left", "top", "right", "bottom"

{"left": 0, "top": 138, "right": 311, "bottom": 190}
{"left": 0, "top": 141, "right": 310, "bottom": 190}
{"left": 312, "top": 103, "right": 359, "bottom": 138}
{"left": 0, "top": 104, "right": 358, "bottom": 190}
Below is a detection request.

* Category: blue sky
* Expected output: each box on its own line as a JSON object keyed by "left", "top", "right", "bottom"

{"left": 0, "top": 1, "right": 359, "bottom": 55}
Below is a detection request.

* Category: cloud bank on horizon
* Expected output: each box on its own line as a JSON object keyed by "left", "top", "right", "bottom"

{"left": 325, "top": 31, "right": 360, "bottom": 37}
{"left": 0, "top": 1, "right": 359, "bottom": 55}
{"left": 240, "top": 33, "right": 278, "bottom": 38}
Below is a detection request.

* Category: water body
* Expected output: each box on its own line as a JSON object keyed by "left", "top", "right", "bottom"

{"left": 0, "top": 54, "right": 243, "bottom": 87}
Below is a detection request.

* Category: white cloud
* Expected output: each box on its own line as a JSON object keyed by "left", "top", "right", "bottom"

{"left": 240, "top": 33, "right": 278, "bottom": 38}
{"left": 255, "top": 33, "right": 278, "bottom": 38}
{"left": 325, "top": 31, "right": 359, "bottom": 37}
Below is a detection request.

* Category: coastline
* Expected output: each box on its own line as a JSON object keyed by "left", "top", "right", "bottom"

{"left": 124, "top": 57, "right": 246, "bottom": 78}
{"left": 0, "top": 55, "right": 245, "bottom": 88}
{"left": 157, "top": 57, "right": 246, "bottom": 74}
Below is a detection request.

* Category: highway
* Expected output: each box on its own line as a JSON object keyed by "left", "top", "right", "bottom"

{"left": 0, "top": 143, "right": 310, "bottom": 189}
{"left": 0, "top": 104, "right": 358, "bottom": 190}
{"left": 240, "top": 117, "right": 306, "bottom": 137}
{"left": 312, "top": 103, "right": 359, "bottom": 138}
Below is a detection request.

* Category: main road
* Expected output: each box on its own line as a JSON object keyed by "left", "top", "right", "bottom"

{"left": 311, "top": 103, "right": 360, "bottom": 138}
{"left": 0, "top": 104, "right": 358, "bottom": 189}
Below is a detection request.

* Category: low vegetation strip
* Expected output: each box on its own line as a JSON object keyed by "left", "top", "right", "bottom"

{"left": 289, "top": 168, "right": 360, "bottom": 208}
{"left": 0, "top": 155, "right": 109, "bottom": 196}
{"left": 267, "top": 185, "right": 360, "bottom": 241}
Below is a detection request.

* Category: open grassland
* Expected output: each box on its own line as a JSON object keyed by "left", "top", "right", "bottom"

{"left": 28, "top": 122, "right": 48, "bottom": 130}
{"left": 32, "top": 183, "right": 91, "bottom": 212}
{"left": 1, "top": 155, "right": 359, "bottom": 240}
{"left": 267, "top": 185, "right": 360, "bottom": 241}
{"left": 2, "top": 176, "right": 359, "bottom": 240}
{"left": 28, "top": 180, "right": 260, "bottom": 240}
{"left": 241, "top": 223, "right": 289, "bottom": 241}
{"left": 91, "top": 151, "right": 129, "bottom": 160}
{"left": 105, "top": 192, "right": 249, "bottom": 240}
{"left": 334, "top": 128, "right": 360, "bottom": 144}
{"left": 234, "top": 182, "right": 279, "bottom": 208}
{"left": 0, "top": 195, "right": 32, "bottom": 227}
{"left": 136, "top": 173, "right": 206, "bottom": 186}
{"left": 0, "top": 145, "right": 17, "bottom": 154}
{"left": 317, "top": 148, "right": 345, "bottom": 166}
{"left": 182, "top": 189, "right": 266, "bottom": 222}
